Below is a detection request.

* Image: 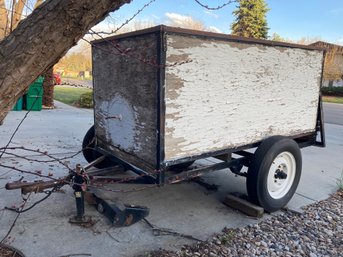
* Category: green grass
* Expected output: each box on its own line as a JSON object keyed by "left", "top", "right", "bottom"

{"left": 322, "top": 96, "right": 343, "bottom": 104}
{"left": 219, "top": 230, "right": 236, "bottom": 244}
{"left": 54, "top": 86, "right": 92, "bottom": 106}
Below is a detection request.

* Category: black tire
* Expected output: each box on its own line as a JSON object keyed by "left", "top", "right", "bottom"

{"left": 246, "top": 136, "right": 302, "bottom": 212}
{"left": 82, "top": 125, "right": 117, "bottom": 169}
{"left": 169, "top": 161, "right": 195, "bottom": 172}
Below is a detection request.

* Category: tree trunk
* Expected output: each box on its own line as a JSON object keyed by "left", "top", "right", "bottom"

{"left": 42, "top": 67, "right": 54, "bottom": 108}
{"left": 0, "top": 0, "right": 131, "bottom": 123}
{"left": 0, "top": 0, "right": 8, "bottom": 39}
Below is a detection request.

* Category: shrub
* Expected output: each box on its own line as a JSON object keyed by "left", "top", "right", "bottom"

{"left": 77, "top": 91, "right": 93, "bottom": 108}
{"left": 321, "top": 87, "right": 343, "bottom": 97}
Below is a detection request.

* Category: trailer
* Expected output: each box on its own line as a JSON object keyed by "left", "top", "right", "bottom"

{"left": 83, "top": 25, "right": 325, "bottom": 213}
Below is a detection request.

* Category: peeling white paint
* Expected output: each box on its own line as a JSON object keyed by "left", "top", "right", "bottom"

{"left": 164, "top": 35, "right": 323, "bottom": 160}
{"left": 97, "top": 94, "right": 142, "bottom": 152}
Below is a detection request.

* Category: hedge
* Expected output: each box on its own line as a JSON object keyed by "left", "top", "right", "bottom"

{"left": 77, "top": 91, "right": 93, "bottom": 108}
{"left": 321, "top": 87, "right": 343, "bottom": 97}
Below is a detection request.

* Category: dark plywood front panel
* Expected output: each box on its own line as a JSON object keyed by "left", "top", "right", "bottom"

{"left": 92, "top": 33, "right": 159, "bottom": 169}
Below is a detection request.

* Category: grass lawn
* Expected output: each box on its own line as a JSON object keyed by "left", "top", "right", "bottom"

{"left": 322, "top": 96, "right": 343, "bottom": 104}
{"left": 54, "top": 86, "right": 92, "bottom": 106}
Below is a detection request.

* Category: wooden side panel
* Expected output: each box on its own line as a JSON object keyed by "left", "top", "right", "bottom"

{"left": 92, "top": 33, "right": 158, "bottom": 170}
{"left": 164, "top": 34, "right": 324, "bottom": 161}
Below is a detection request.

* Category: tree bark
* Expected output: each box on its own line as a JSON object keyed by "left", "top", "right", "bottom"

{"left": 42, "top": 66, "right": 54, "bottom": 108}
{"left": 0, "top": 0, "right": 131, "bottom": 123}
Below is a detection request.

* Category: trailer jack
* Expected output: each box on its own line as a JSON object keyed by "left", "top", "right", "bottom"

{"left": 69, "top": 190, "right": 92, "bottom": 225}
{"left": 69, "top": 189, "right": 149, "bottom": 227}
{"left": 68, "top": 164, "right": 149, "bottom": 226}
{"left": 69, "top": 165, "right": 91, "bottom": 224}
{"left": 93, "top": 195, "right": 149, "bottom": 227}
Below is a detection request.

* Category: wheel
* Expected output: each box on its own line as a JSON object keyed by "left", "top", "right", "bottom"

{"left": 169, "top": 161, "right": 195, "bottom": 172}
{"left": 97, "top": 202, "right": 105, "bottom": 213}
{"left": 82, "top": 125, "right": 117, "bottom": 169}
{"left": 246, "top": 136, "right": 302, "bottom": 212}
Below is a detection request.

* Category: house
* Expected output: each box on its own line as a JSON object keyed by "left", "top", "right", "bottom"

{"left": 310, "top": 41, "right": 343, "bottom": 87}
{"left": 78, "top": 70, "right": 92, "bottom": 79}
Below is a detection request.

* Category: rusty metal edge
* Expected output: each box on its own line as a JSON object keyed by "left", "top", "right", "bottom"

{"left": 96, "top": 142, "right": 157, "bottom": 174}
{"left": 156, "top": 28, "right": 166, "bottom": 184}
{"left": 95, "top": 130, "right": 316, "bottom": 174}
{"left": 317, "top": 50, "right": 326, "bottom": 147}
{"left": 91, "top": 25, "right": 324, "bottom": 52}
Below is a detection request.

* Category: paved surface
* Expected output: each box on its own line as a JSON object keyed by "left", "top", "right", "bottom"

{"left": 323, "top": 102, "right": 343, "bottom": 126}
{"left": 0, "top": 101, "right": 342, "bottom": 257}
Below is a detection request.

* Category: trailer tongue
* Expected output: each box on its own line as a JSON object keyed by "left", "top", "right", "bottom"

{"left": 5, "top": 162, "right": 150, "bottom": 227}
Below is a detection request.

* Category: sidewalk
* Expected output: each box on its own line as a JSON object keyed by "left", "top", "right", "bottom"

{"left": 0, "top": 101, "right": 93, "bottom": 155}
{"left": 0, "top": 101, "right": 342, "bottom": 257}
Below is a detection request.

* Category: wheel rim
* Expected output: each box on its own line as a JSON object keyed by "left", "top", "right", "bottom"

{"left": 267, "top": 151, "right": 296, "bottom": 199}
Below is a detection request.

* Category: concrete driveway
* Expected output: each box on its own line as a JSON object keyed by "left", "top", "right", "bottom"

{"left": 0, "top": 101, "right": 342, "bottom": 257}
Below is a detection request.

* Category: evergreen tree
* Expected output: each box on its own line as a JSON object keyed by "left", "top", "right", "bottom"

{"left": 270, "top": 32, "right": 286, "bottom": 42}
{"left": 231, "top": 0, "right": 269, "bottom": 39}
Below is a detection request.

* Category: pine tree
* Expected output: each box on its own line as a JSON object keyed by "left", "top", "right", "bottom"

{"left": 231, "top": 0, "right": 269, "bottom": 39}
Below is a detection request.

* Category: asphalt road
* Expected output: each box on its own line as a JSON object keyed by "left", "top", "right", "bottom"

{"left": 323, "top": 102, "right": 343, "bottom": 126}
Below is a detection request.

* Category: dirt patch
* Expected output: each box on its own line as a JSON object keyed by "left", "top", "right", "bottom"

{"left": 0, "top": 244, "right": 25, "bottom": 257}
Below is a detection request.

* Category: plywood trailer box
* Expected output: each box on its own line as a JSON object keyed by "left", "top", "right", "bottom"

{"left": 85, "top": 26, "right": 325, "bottom": 212}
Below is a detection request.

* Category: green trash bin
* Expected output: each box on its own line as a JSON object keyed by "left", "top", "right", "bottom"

{"left": 12, "top": 96, "right": 23, "bottom": 111}
{"left": 25, "top": 76, "right": 44, "bottom": 111}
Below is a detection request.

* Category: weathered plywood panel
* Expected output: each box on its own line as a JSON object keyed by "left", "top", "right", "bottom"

{"left": 93, "top": 34, "right": 158, "bottom": 168}
{"left": 164, "top": 34, "right": 323, "bottom": 161}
